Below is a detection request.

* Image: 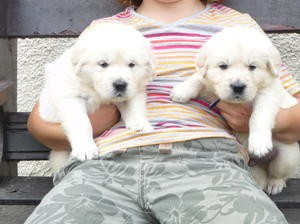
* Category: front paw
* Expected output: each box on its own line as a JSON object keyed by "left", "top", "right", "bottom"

{"left": 71, "top": 145, "right": 98, "bottom": 161}
{"left": 265, "top": 178, "right": 286, "bottom": 195}
{"left": 248, "top": 131, "right": 273, "bottom": 158}
{"left": 127, "top": 121, "right": 154, "bottom": 132}
{"left": 171, "top": 83, "right": 193, "bottom": 103}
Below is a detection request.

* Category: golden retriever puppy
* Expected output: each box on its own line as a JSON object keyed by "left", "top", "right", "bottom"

{"left": 39, "top": 23, "right": 155, "bottom": 172}
{"left": 171, "top": 26, "right": 299, "bottom": 195}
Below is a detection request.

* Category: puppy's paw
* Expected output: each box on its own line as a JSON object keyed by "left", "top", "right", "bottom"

{"left": 127, "top": 121, "right": 153, "bottom": 133}
{"left": 265, "top": 178, "right": 286, "bottom": 195}
{"left": 71, "top": 146, "right": 98, "bottom": 161}
{"left": 140, "top": 123, "right": 154, "bottom": 132}
{"left": 248, "top": 131, "right": 273, "bottom": 158}
{"left": 171, "top": 83, "right": 193, "bottom": 103}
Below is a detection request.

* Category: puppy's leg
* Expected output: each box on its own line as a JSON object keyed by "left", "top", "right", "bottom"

{"left": 57, "top": 98, "right": 98, "bottom": 161}
{"left": 117, "top": 92, "right": 153, "bottom": 132}
{"left": 171, "top": 71, "right": 204, "bottom": 103}
{"left": 266, "top": 141, "right": 299, "bottom": 195}
{"left": 248, "top": 83, "right": 282, "bottom": 158}
{"left": 49, "top": 150, "right": 70, "bottom": 174}
{"left": 251, "top": 165, "right": 268, "bottom": 190}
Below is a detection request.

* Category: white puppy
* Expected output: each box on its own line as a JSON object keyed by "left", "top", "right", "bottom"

{"left": 171, "top": 26, "right": 299, "bottom": 195}
{"left": 39, "top": 23, "right": 155, "bottom": 172}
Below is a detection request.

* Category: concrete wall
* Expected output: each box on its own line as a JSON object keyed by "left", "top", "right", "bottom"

{"left": 17, "top": 33, "right": 300, "bottom": 176}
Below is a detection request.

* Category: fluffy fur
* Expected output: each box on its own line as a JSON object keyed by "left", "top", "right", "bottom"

{"left": 171, "top": 26, "right": 299, "bottom": 195}
{"left": 39, "top": 23, "right": 155, "bottom": 172}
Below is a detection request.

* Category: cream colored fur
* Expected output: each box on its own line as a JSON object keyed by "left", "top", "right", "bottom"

{"left": 171, "top": 26, "right": 299, "bottom": 195}
{"left": 39, "top": 23, "right": 155, "bottom": 173}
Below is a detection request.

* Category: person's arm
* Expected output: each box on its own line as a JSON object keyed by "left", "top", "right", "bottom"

{"left": 216, "top": 92, "right": 300, "bottom": 143}
{"left": 27, "top": 102, "right": 120, "bottom": 151}
{"left": 272, "top": 93, "right": 300, "bottom": 143}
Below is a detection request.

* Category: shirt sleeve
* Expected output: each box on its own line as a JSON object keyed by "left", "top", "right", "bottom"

{"left": 278, "top": 64, "right": 300, "bottom": 96}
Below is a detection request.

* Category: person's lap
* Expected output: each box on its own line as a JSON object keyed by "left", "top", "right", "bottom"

{"left": 25, "top": 138, "right": 287, "bottom": 224}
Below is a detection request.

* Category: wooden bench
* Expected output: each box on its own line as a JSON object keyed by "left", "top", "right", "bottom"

{"left": 0, "top": 0, "right": 300, "bottom": 223}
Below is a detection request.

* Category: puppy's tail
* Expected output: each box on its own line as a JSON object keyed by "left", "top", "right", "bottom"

{"left": 49, "top": 150, "right": 70, "bottom": 174}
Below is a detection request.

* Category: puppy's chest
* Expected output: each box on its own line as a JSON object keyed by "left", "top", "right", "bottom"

{"left": 78, "top": 88, "right": 101, "bottom": 113}
{"left": 199, "top": 84, "right": 219, "bottom": 103}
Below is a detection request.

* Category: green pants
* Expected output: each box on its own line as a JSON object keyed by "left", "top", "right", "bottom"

{"left": 25, "top": 138, "right": 287, "bottom": 224}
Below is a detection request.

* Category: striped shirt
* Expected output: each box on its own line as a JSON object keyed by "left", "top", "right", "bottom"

{"left": 84, "top": 3, "right": 300, "bottom": 156}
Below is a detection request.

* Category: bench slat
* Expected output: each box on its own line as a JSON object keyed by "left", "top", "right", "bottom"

{"left": 4, "top": 112, "right": 50, "bottom": 160}
{"left": 6, "top": 152, "right": 49, "bottom": 161}
{"left": 279, "top": 209, "right": 300, "bottom": 224}
{"left": 6, "top": 130, "right": 50, "bottom": 153}
{"left": 0, "top": 176, "right": 53, "bottom": 205}
{"left": 3, "top": 0, "right": 300, "bottom": 38}
{"left": 0, "top": 176, "right": 299, "bottom": 207}
{"left": 270, "top": 178, "right": 300, "bottom": 209}
{"left": 6, "top": 0, "right": 123, "bottom": 37}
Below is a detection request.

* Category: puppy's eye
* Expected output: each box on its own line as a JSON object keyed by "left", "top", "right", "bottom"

{"left": 128, "top": 62, "right": 135, "bottom": 68}
{"left": 248, "top": 64, "right": 257, "bottom": 71}
{"left": 98, "top": 61, "right": 109, "bottom": 68}
{"left": 218, "top": 63, "right": 228, "bottom": 70}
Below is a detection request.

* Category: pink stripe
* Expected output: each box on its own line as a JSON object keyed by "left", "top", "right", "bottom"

{"left": 155, "top": 122, "right": 183, "bottom": 128}
{"left": 98, "top": 127, "right": 125, "bottom": 138}
{"left": 212, "top": 3, "right": 226, "bottom": 10}
{"left": 147, "top": 85, "right": 173, "bottom": 89}
{"left": 192, "top": 99, "right": 221, "bottom": 115}
{"left": 153, "top": 45, "right": 200, "bottom": 50}
{"left": 155, "top": 123, "right": 204, "bottom": 128}
{"left": 115, "top": 8, "right": 131, "bottom": 18}
{"left": 145, "top": 32, "right": 211, "bottom": 38}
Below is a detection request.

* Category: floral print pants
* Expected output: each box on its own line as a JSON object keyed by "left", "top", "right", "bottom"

{"left": 25, "top": 138, "right": 287, "bottom": 224}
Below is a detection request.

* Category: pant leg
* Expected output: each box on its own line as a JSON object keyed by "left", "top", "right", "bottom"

{"left": 140, "top": 138, "right": 288, "bottom": 224}
{"left": 25, "top": 159, "right": 155, "bottom": 224}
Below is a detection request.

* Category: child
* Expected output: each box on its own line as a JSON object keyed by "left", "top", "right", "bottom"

{"left": 26, "top": 0, "right": 300, "bottom": 223}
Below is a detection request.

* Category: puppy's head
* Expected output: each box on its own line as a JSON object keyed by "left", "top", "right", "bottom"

{"left": 195, "top": 26, "right": 282, "bottom": 103}
{"left": 70, "top": 23, "right": 155, "bottom": 103}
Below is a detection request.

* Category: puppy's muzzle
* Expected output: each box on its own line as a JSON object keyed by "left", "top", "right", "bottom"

{"left": 230, "top": 81, "right": 246, "bottom": 95}
{"left": 113, "top": 79, "right": 128, "bottom": 96}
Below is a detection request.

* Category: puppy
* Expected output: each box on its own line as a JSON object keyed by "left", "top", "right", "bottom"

{"left": 171, "top": 26, "right": 299, "bottom": 195}
{"left": 39, "top": 23, "right": 155, "bottom": 172}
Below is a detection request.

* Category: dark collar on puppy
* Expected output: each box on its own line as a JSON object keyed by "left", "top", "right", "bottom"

{"left": 209, "top": 98, "right": 221, "bottom": 110}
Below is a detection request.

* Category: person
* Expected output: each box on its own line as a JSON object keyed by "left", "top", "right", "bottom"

{"left": 25, "top": 0, "right": 300, "bottom": 223}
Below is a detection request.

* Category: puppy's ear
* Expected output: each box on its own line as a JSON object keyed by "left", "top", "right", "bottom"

{"left": 266, "top": 46, "right": 282, "bottom": 78}
{"left": 195, "top": 46, "right": 208, "bottom": 77}
{"left": 70, "top": 45, "right": 86, "bottom": 77}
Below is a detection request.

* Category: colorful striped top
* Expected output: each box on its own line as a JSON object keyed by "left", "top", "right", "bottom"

{"left": 85, "top": 3, "right": 300, "bottom": 156}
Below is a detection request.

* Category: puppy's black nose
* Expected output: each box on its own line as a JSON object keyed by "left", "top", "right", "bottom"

{"left": 230, "top": 81, "right": 246, "bottom": 94}
{"left": 113, "top": 79, "right": 128, "bottom": 92}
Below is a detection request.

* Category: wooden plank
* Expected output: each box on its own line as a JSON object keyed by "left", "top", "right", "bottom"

{"left": 0, "top": 41, "right": 17, "bottom": 111}
{"left": 270, "top": 178, "right": 300, "bottom": 209}
{"left": 0, "top": 177, "right": 298, "bottom": 207}
{"left": 5, "top": 0, "right": 300, "bottom": 37}
{"left": 7, "top": 0, "right": 124, "bottom": 37}
{"left": 5, "top": 130, "right": 50, "bottom": 153}
{"left": 0, "top": 176, "right": 53, "bottom": 205}
{"left": 279, "top": 208, "right": 300, "bottom": 224}
{"left": 0, "top": 81, "right": 15, "bottom": 107}
{"left": 0, "top": 107, "right": 4, "bottom": 162}
{"left": 5, "top": 128, "right": 50, "bottom": 158}
{"left": 0, "top": 205, "right": 37, "bottom": 224}
{"left": 6, "top": 152, "right": 49, "bottom": 161}
{"left": 0, "top": 0, "right": 7, "bottom": 37}
{"left": 6, "top": 112, "right": 29, "bottom": 124}
{"left": 225, "top": 0, "right": 300, "bottom": 32}
{"left": 4, "top": 112, "right": 50, "bottom": 157}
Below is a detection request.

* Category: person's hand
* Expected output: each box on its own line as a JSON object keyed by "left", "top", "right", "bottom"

{"left": 216, "top": 101, "right": 252, "bottom": 133}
